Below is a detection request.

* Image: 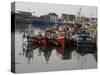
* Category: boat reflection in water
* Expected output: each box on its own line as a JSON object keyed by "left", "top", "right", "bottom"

{"left": 21, "top": 39, "right": 97, "bottom": 64}
{"left": 57, "top": 46, "right": 74, "bottom": 60}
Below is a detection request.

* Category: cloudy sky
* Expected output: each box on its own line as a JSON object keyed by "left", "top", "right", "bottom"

{"left": 15, "top": 1, "right": 97, "bottom": 17}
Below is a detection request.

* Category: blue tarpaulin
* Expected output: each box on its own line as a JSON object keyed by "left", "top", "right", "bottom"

{"left": 32, "top": 20, "right": 54, "bottom": 28}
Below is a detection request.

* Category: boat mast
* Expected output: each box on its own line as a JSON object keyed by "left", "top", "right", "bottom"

{"left": 76, "top": 7, "right": 82, "bottom": 24}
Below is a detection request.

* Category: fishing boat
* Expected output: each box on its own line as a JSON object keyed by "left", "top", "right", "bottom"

{"left": 75, "top": 29, "right": 95, "bottom": 47}
{"left": 39, "top": 37, "right": 52, "bottom": 46}
{"left": 22, "top": 24, "right": 38, "bottom": 45}
{"left": 56, "top": 30, "right": 75, "bottom": 47}
{"left": 39, "top": 29, "right": 54, "bottom": 46}
{"left": 57, "top": 34, "right": 66, "bottom": 47}
{"left": 27, "top": 33, "right": 39, "bottom": 45}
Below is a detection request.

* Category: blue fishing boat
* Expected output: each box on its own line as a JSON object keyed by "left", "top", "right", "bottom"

{"left": 75, "top": 29, "right": 95, "bottom": 47}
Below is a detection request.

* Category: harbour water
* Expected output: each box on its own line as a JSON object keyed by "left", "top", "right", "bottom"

{"left": 15, "top": 31, "right": 97, "bottom": 73}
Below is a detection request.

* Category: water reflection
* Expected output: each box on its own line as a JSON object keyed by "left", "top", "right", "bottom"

{"left": 56, "top": 46, "right": 73, "bottom": 60}
{"left": 21, "top": 40, "right": 97, "bottom": 64}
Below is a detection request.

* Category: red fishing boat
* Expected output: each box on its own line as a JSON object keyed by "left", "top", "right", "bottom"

{"left": 39, "top": 37, "right": 52, "bottom": 46}
{"left": 57, "top": 36, "right": 66, "bottom": 47}
{"left": 39, "top": 29, "right": 54, "bottom": 46}
{"left": 57, "top": 31, "right": 75, "bottom": 47}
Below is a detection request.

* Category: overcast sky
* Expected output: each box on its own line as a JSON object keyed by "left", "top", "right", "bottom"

{"left": 15, "top": 2, "right": 97, "bottom": 18}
